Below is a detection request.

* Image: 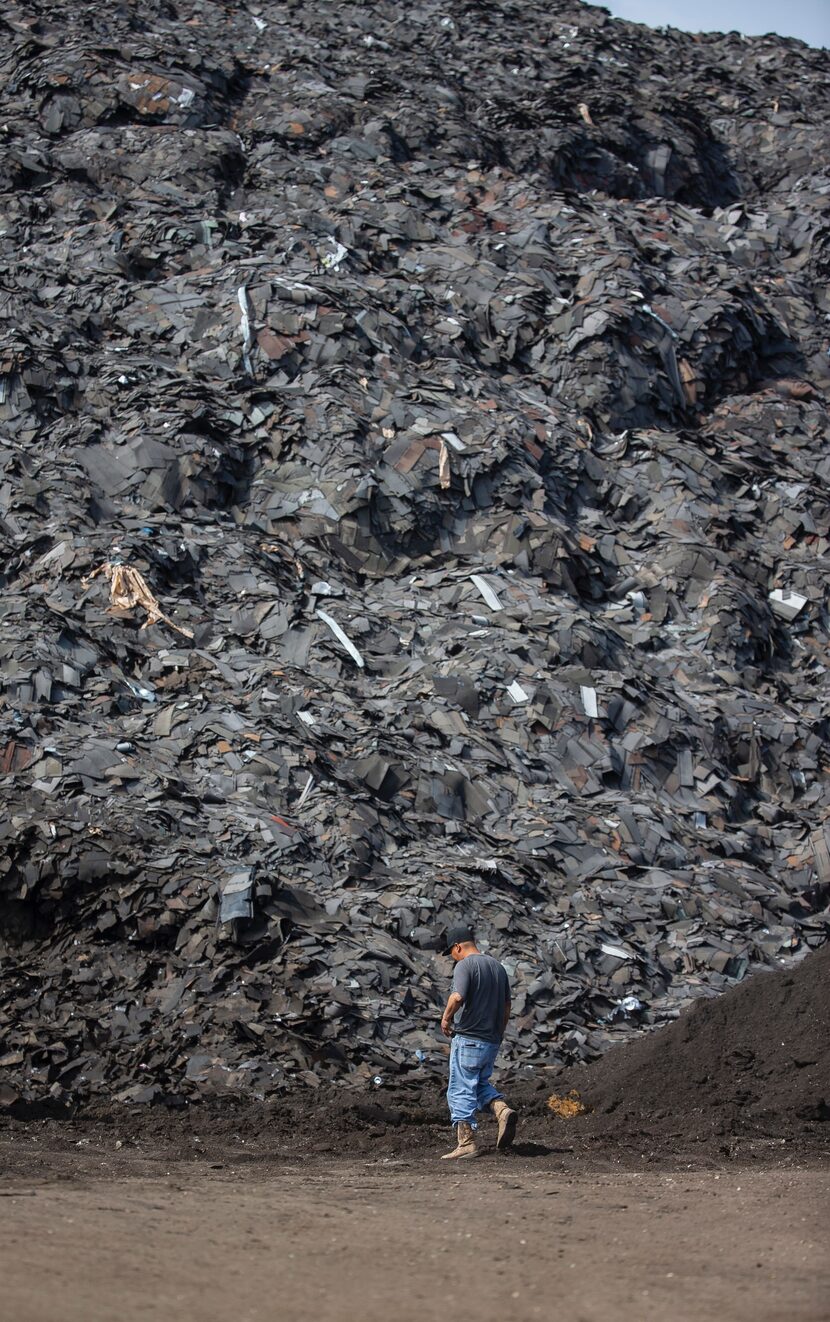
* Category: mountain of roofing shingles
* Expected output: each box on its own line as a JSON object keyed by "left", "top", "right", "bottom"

{"left": 0, "top": 0, "right": 828, "bottom": 1110}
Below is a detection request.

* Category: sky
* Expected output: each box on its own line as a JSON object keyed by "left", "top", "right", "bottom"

{"left": 587, "top": 0, "right": 829, "bottom": 47}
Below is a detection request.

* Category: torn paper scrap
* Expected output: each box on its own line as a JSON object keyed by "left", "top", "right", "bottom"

{"left": 82, "top": 563, "right": 194, "bottom": 638}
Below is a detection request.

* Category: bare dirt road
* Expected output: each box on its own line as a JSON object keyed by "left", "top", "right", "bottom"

{"left": 1, "top": 1142, "right": 827, "bottom": 1322}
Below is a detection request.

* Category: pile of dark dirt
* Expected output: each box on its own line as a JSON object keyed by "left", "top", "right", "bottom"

{"left": 536, "top": 944, "right": 830, "bottom": 1152}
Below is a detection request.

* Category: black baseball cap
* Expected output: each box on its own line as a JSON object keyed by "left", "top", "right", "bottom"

{"left": 440, "top": 922, "right": 475, "bottom": 955}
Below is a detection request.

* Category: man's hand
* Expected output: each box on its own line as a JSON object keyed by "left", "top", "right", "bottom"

{"left": 441, "top": 990, "right": 463, "bottom": 1037}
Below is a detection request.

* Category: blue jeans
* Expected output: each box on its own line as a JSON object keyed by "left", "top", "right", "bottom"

{"left": 447, "top": 1035, "right": 504, "bottom": 1127}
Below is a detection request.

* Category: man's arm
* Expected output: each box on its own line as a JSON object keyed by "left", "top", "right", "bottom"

{"left": 441, "top": 991, "right": 464, "bottom": 1037}
{"left": 502, "top": 998, "right": 511, "bottom": 1032}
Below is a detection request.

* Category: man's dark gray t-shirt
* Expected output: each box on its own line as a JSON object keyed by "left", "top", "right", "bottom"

{"left": 452, "top": 953, "right": 510, "bottom": 1044}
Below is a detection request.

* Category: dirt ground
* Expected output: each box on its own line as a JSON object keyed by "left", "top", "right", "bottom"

{"left": 1, "top": 1121, "right": 828, "bottom": 1322}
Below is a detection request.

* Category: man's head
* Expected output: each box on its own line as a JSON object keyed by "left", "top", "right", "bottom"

{"left": 441, "top": 922, "right": 477, "bottom": 962}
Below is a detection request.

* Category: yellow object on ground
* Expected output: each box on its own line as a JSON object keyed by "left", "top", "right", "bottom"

{"left": 547, "top": 1091, "right": 588, "bottom": 1118}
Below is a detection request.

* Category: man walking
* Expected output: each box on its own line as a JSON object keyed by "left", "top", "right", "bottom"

{"left": 439, "top": 922, "right": 517, "bottom": 1160}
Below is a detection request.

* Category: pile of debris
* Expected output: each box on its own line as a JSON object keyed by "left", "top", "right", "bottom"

{"left": 0, "top": 0, "right": 828, "bottom": 1110}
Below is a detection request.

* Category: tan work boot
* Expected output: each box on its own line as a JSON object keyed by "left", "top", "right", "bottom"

{"left": 441, "top": 1121, "right": 480, "bottom": 1160}
{"left": 490, "top": 1098, "right": 517, "bottom": 1152}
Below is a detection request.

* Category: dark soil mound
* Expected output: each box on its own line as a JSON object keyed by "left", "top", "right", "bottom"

{"left": 538, "top": 946, "right": 830, "bottom": 1150}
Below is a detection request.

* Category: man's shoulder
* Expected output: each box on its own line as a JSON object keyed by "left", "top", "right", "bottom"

{"left": 474, "top": 953, "right": 507, "bottom": 976}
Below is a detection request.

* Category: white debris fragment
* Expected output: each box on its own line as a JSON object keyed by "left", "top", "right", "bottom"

{"left": 441, "top": 431, "right": 466, "bottom": 451}
{"left": 320, "top": 240, "right": 348, "bottom": 270}
{"left": 296, "top": 774, "right": 315, "bottom": 809}
{"left": 237, "top": 285, "right": 254, "bottom": 375}
{"left": 600, "top": 942, "right": 632, "bottom": 961}
{"left": 769, "top": 588, "right": 808, "bottom": 620}
{"left": 470, "top": 574, "right": 502, "bottom": 612}
{"left": 507, "top": 680, "right": 529, "bottom": 704}
{"left": 580, "top": 685, "right": 599, "bottom": 718}
{"left": 316, "top": 609, "right": 365, "bottom": 667}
